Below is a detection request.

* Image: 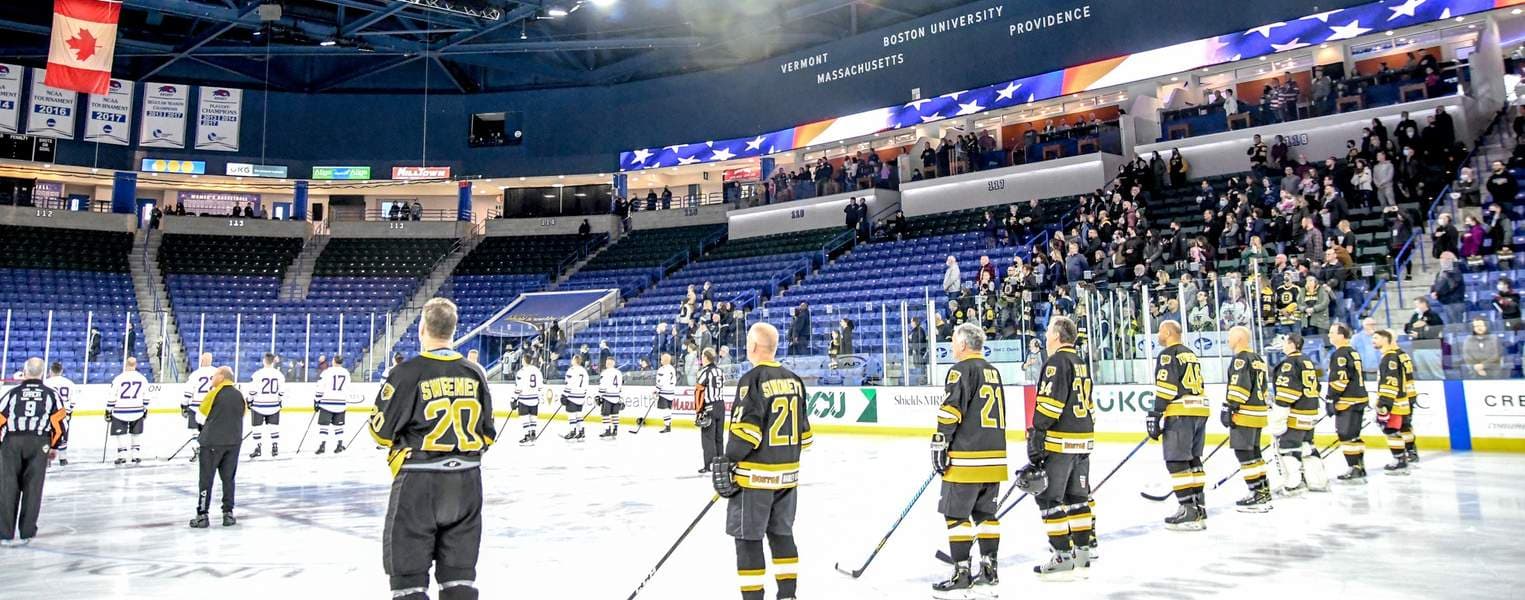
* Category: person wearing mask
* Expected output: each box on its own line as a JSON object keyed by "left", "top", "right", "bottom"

{"left": 1432, "top": 213, "right": 1459, "bottom": 259}
{"left": 1430, "top": 253, "right": 1466, "bottom": 325}
{"left": 1494, "top": 277, "right": 1522, "bottom": 331}
{"left": 1169, "top": 149, "right": 1189, "bottom": 188}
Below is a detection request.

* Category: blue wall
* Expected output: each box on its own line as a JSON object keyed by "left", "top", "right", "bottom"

{"left": 53, "top": 0, "right": 1369, "bottom": 177}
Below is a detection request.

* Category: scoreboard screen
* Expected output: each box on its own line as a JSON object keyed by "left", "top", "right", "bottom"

{"left": 0, "top": 134, "right": 54, "bottom": 163}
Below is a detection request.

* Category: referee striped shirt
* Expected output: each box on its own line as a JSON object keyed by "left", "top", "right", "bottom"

{"left": 0, "top": 380, "right": 66, "bottom": 444}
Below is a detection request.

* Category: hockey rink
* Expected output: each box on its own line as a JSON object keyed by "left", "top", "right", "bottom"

{"left": 6, "top": 412, "right": 1523, "bottom": 600}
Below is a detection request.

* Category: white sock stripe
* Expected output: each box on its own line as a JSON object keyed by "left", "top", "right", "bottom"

{"left": 438, "top": 580, "right": 474, "bottom": 589}
{"left": 949, "top": 523, "right": 975, "bottom": 537}
{"left": 772, "top": 561, "right": 799, "bottom": 576}
{"left": 977, "top": 521, "right": 1000, "bottom": 535}
{"left": 737, "top": 573, "right": 768, "bottom": 588}
{"left": 392, "top": 587, "right": 427, "bottom": 598}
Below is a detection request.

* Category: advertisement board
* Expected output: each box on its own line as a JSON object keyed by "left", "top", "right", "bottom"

{"left": 226, "top": 162, "right": 288, "bottom": 178}
{"left": 1461, "top": 380, "right": 1525, "bottom": 450}
{"left": 392, "top": 166, "right": 451, "bottom": 180}
{"left": 312, "top": 166, "right": 371, "bottom": 180}
{"left": 140, "top": 158, "right": 205, "bottom": 174}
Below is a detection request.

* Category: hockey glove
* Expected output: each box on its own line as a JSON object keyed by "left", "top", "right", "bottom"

{"left": 710, "top": 457, "right": 740, "bottom": 498}
{"left": 1026, "top": 429, "right": 1046, "bottom": 466}
{"left": 1376, "top": 402, "right": 1390, "bottom": 419}
{"left": 1324, "top": 401, "right": 1336, "bottom": 417}
{"left": 1219, "top": 409, "right": 1233, "bottom": 429}
{"left": 930, "top": 432, "right": 950, "bottom": 475}
{"left": 1145, "top": 413, "right": 1163, "bottom": 440}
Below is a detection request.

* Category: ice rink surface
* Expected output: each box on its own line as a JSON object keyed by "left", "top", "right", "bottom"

{"left": 5, "top": 412, "right": 1524, "bottom": 600}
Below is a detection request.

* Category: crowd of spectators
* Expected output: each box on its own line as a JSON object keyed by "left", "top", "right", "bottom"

{"left": 767, "top": 149, "right": 900, "bottom": 204}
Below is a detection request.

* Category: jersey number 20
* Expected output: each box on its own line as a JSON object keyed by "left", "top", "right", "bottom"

{"left": 422, "top": 398, "right": 485, "bottom": 452}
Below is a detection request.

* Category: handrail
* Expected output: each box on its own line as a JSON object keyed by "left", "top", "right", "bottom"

{"left": 821, "top": 228, "right": 857, "bottom": 266}
{"left": 698, "top": 227, "right": 727, "bottom": 254}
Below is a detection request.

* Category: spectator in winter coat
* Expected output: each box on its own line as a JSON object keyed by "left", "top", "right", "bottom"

{"left": 1495, "top": 277, "right": 1522, "bottom": 331}
{"left": 1462, "top": 318, "right": 1504, "bottom": 378}
{"left": 1432, "top": 213, "right": 1460, "bottom": 259}
{"left": 943, "top": 256, "right": 962, "bottom": 302}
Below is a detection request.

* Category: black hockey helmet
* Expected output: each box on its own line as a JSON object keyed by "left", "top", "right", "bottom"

{"left": 1014, "top": 463, "right": 1049, "bottom": 495}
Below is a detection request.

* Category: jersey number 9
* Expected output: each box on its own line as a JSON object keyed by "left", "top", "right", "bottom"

{"left": 422, "top": 398, "right": 485, "bottom": 452}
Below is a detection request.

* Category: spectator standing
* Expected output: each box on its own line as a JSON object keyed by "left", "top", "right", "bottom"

{"left": 943, "top": 256, "right": 962, "bottom": 303}
{"left": 1484, "top": 161, "right": 1516, "bottom": 223}
{"left": 1169, "top": 149, "right": 1189, "bottom": 188}
{"left": 1373, "top": 152, "right": 1396, "bottom": 208}
{"left": 410, "top": 200, "right": 423, "bottom": 221}
{"left": 1312, "top": 69, "right": 1334, "bottom": 116}
{"left": 1351, "top": 317, "right": 1381, "bottom": 372}
{"left": 838, "top": 319, "right": 854, "bottom": 356}
{"left": 1247, "top": 135, "right": 1269, "bottom": 178}
{"left": 1460, "top": 216, "right": 1486, "bottom": 258}
{"left": 1462, "top": 319, "right": 1503, "bottom": 378}
{"left": 661, "top": 186, "right": 673, "bottom": 210}
{"left": 1494, "top": 277, "right": 1522, "bottom": 331}
{"left": 789, "top": 302, "right": 811, "bottom": 356}
{"left": 1432, "top": 213, "right": 1459, "bottom": 259}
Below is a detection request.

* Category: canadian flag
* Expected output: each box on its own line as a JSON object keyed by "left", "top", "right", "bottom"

{"left": 45, "top": 0, "right": 122, "bottom": 95}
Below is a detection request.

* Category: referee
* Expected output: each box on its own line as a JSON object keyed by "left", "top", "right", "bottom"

{"left": 693, "top": 348, "right": 725, "bottom": 474}
{"left": 0, "top": 358, "right": 67, "bottom": 546}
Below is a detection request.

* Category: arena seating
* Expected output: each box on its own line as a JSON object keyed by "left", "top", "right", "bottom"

{"left": 0, "top": 225, "right": 145, "bottom": 381}
{"left": 559, "top": 224, "right": 724, "bottom": 298}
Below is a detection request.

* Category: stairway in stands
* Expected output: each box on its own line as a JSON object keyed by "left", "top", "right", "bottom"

{"left": 129, "top": 230, "right": 186, "bottom": 382}
{"left": 356, "top": 231, "right": 486, "bottom": 379}
{"left": 278, "top": 234, "right": 331, "bottom": 301}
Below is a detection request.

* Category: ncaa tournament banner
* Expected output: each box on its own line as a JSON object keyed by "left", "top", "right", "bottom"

{"left": 0, "top": 63, "right": 21, "bottom": 134}
{"left": 194, "top": 86, "right": 241, "bottom": 152}
{"left": 139, "top": 81, "right": 188, "bottom": 149}
{"left": 26, "top": 68, "right": 77, "bottom": 140}
{"left": 83, "top": 78, "right": 133, "bottom": 145}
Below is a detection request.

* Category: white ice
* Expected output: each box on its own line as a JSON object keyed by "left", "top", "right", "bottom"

{"left": 4, "top": 411, "right": 1523, "bottom": 600}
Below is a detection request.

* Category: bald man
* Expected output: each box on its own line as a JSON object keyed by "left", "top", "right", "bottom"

{"left": 0, "top": 358, "right": 66, "bottom": 546}
{"left": 1222, "top": 327, "right": 1272, "bottom": 512}
{"left": 1146, "top": 321, "right": 1208, "bottom": 531}
{"left": 108, "top": 357, "right": 151, "bottom": 465}
{"left": 192, "top": 366, "right": 245, "bottom": 528}
{"left": 182, "top": 353, "right": 218, "bottom": 463}
{"left": 715, "top": 323, "right": 812, "bottom": 600}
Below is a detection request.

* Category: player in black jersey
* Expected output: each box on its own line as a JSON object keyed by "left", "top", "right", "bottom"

{"left": 929, "top": 323, "right": 1007, "bottom": 596}
{"left": 1325, "top": 323, "right": 1369, "bottom": 483}
{"left": 1222, "top": 327, "right": 1272, "bottom": 512}
{"left": 1028, "top": 316, "right": 1095, "bottom": 580}
{"left": 714, "top": 323, "right": 812, "bottom": 600}
{"left": 1146, "top": 320, "right": 1209, "bottom": 531}
{"left": 1374, "top": 330, "right": 1413, "bottom": 475}
{"left": 1269, "top": 334, "right": 1327, "bottom": 494}
{"left": 369, "top": 299, "right": 496, "bottom": 600}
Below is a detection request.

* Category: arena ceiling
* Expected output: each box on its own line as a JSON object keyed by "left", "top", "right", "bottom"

{"left": 0, "top": 0, "right": 973, "bottom": 93}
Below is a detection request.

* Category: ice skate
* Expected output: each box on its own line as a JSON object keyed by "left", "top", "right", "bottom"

{"left": 188, "top": 514, "right": 209, "bottom": 529}
{"left": 1406, "top": 449, "right": 1420, "bottom": 465}
{"left": 248, "top": 445, "right": 262, "bottom": 460}
{"left": 519, "top": 432, "right": 536, "bottom": 447}
{"left": 932, "top": 560, "right": 977, "bottom": 598}
{"left": 1163, "top": 504, "right": 1206, "bottom": 531}
{"left": 1234, "top": 489, "right": 1273, "bottom": 513}
{"left": 270, "top": 442, "right": 279, "bottom": 458}
{"left": 1336, "top": 466, "right": 1367, "bottom": 484}
{"left": 334, "top": 442, "right": 346, "bottom": 454}
{"left": 1382, "top": 460, "right": 1409, "bottom": 476}
{"left": 973, "top": 554, "right": 999, "bottom": 587}
{"left": 1074, "top": 545, "right": 1095, "bottom": 574}
{"left": 562, "top": 429, "right": 578, "bottom": 441}
{"left": 1033, "top": 548, "right": 1077, "bottom": 581}
{"left": 659, "top": 424, "right": 671, "bottom": 433}
{"left": 314, "top": 442, "right": 327, "bottom": 455}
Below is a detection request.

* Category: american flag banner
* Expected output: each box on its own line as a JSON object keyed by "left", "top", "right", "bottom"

{"left": 44, "top": 0, "right": 122, "bottom": 95}
{"left": 621, "top": 0, "right": 1523, "bottom": 172}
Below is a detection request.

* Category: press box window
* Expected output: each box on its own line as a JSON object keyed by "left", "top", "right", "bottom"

{"left": 469, "top": 111, "right": 523, "bottom": 147}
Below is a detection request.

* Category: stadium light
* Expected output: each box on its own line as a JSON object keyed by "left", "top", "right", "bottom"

{"left": 591, "top": 0, "right": 618, "bottom": 7}
{"left": 548, "top": 7, "right": 569, "bottom": 17}
{"left": 320, "top": 39, "right": 337, "bottom": 47}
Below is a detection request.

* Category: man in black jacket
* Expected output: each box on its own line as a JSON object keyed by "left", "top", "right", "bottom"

{"left": 1429, "top": 254, "right": 1465, "bottom": 325}
{"left": 1485, "top": 161, "right": 1517, "bottom": 220}
{"left": 191, "top": 366, "right": 244, "bottom": 529}
{"left": 789, "top": 302, "right": 811, "bottom": 356}
{"left": 693, "top": 349, "right": 725, "bottom": 474}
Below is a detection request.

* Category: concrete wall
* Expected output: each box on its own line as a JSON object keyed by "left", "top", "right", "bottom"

{"left": 632, "top": 204, "right": 729, "bottom": 231}
{"left": 899, "top": 154, "right": 1121, "bottom": 217}
{"left": 159, "top": 214, "right": 310, "bottom": 238}
{"left": 482, "top": 214, "right": 619, "bottom": 237}
{"left": 328, "top": 220, "right": 472, "bottom": 239}
{"left": 728, "top": 189, "right": 897, "bottom": 240}
{"left": 0, "top": 205, "right": 135, "bottom": 232}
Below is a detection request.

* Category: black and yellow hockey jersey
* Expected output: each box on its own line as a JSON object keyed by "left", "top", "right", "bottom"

{"left": 1399, "top": 350, "right": 1417, "bottom": 406}
{"left": 1153, "top": 344, "right": 1207, "bottom": 418}
{"left": 1032, "top": 347, "right": 1094, "bottom": 454}
{"left": 1326, "top": 345, "right": 1368, "bottom": 411}
{"left": 1224, "top": 350, "right": 1269, "bottom": 428}
{"left": 1273, "top": 353, "right": 1320, "bottom": 431}
{"left": 1276, "top": 283, "right": 1303, "bottom": 326}
{"left": 725, "top": 361, "right": 813, "bottom": 490}
{"left": 369, "top": 349, "right": 497, "bottom": 476}
{"left": 1377, "top": 348, "right": 1412, "bottom": 416}
{"left": 1258, "top": 279, "right": 1277, "bottom": 326}
{"left": 937, "top": 356, "right": 1008, "bottom": 483}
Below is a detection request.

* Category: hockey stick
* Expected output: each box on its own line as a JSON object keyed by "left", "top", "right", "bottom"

{"left": 346, "top": 412, "right": 372, "bottom": 448}
{"left": 534, "top": 403, "right": 565, "bottom": 440}
{"left": 294, "top": 410, "right": 321, "bottom": 454}
{"left": 837, "top": 470, "right": 937, "bottom": 578}
{"left": 165, "top": 435, "right": 196, "bottom": 462}
{"left": 1206, "top": 415, "right": 1333, "bottom": 490}
{"left": 626, "top": 494, "right": 720, "bottom": 600}
{"left": 938, "top": 436, "right": 1150, "bottom": 564}
{"left": 1140, "top": 434, "right": 1232, "bottom": 502}
{"left": 627, "top": 399, "right": 660, "bottom": 434}
{"left": 101, "top": 415, "right": 111, "bottom": 463}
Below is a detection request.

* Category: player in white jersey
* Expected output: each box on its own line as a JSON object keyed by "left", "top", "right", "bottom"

{"left": 514, "top": 358, "right": 545, "bottom": 446}
{"left": 560, "top": 355, "right": 592, "bottom": 441}
{"left": 181, "top": 353, "right": 218, "bottom": 463}
{"left": 108, "top": 357, "right": 151, "bottom": 465}
{"left": 246, "top": 353, "right": 286, "bottom": 459}
{"left": 655, "top": 353, "right": 678, "bottom": 434}
{"left": 313, "top": 355, "right": 353, "bottom": 455}
{"left": 597, "top": 356, "right": 624, "bottom": 440}
{"left": 43, "top": 361, "right": 75, "bottom": 466}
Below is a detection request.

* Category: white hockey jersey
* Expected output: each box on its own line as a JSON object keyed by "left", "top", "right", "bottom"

{"left": 514, "top": 365, "right": 543, "bottom": 406}
{"left": 563, "top": 365, "right": 589, "bottom": 400}
{"left": 599, "top": 366, "right": 623, "bottom": 401}
{"left": 247, "top": 367, "right": 286, "bottom": 416}
{"left": 44, "top": 376, "right": 75, "bottom": 414}
{"left": 108, "top": 370, "right": 150, "bottom": 421}
{"left": 183, "top": 366, "right": 218, "bottom": 410}
{"left": 655, "top": 365, "right": 678, "bottom": 398}
{"left": 314, "top": 366, "right": 352, "bottom": 413}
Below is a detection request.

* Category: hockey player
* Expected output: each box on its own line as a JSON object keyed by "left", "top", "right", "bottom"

{"left": 712, "top": 323, "right": 811, "bottom": 600}
{"left": 513, "top": 358, "right": 543, "bottom": 446}
{"left": 1027, "top": 317, "right": 1095, "bottom": 581}
{"left": 108, "top": 357, "right": 150, "bottom": 465}
{"left": 1326, "top": 323, "right": 1368, "bottom": 483}
{"left": 1221, "top": 326, "right": 1272, "bottom": 512}
{"left": 247, "top": 353, "right": 286, "bottom": 459}
{"left": 560, "top": 355, "right": 591, "bottom": 441}
{"left": 597, "top": 356, "right": 623, "bottom": 440}
{"left": 181, "top": 353, "right": 217, "bottom": 463}
{"left": 313, "top": 356, "right": 352, "bottom": 455}
{"left": 369, "top": 298, "right": 496, "bottom": 600}
{"left": 694, "top": 348, "right": 725, "bottom": 473}
{"left": 1268, "top": 334, "right": 1326, "bottom": 494}
{"left": 655, "top": 352, "right": 678, "bottom": 433}
{"left": 1374, "top": 330, "right": 1412, "bottom": 475}
{"left": 1145, "top": 320, "right": 1208, "bottom": 531}
{"left": 929, "top": 323, "right": 1009, "bottom": 594}
{"left": 1398, "top": 343, "right": 1419, "bottom": 464}
{"left": 42, "top": 362, "right": 74, "bottom": 466}
{"left": 1275, "top": 275, "right": 1302, "bottom": 335}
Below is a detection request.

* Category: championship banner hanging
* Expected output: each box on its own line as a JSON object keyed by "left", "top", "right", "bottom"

{"left": 44, "top": 0, "right": 122, "bottom": 95}
{"left": 194, "top": 86, "right": 241, "bottom": 152}
{"left": 26, "top": 68, "right": 78, "bottom": 140}
{"left": 139, "top": 81, "right": 188, "bottom": 148}
{"left": 84, "top": 77, "right": 132, "bottom": 145}
{"left": 0, "top": 64, "right": 22, "bottom": 134}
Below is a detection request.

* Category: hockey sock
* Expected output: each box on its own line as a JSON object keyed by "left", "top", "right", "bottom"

{"left": 318, "top": 426, "right": 329, "bottom": 442}
{"left": 115, "top": 436, "right": 126, "bottom": 458}
{"left": 1167, "top": 460, "right": 1194, "bottom": 503}
{"left": 1402, "top": 428, "right": 1416, "bottom": 454}
{"left": 661, "top": 407, "right": 672, "bottom": 427}
{"left": 735, "top": 539, "right": 767, "bottom": 600}
{"left": 946, "top": 517, "right": 975, "bottom": 561}
{"left": 390, "top": 573, "right": 430, "bottom": 600}
{"left": 1037, "top": 500, "right": 1071, "bottom": 552}
{"left": 1386, "top": 429, "right": 1406, "bottom": 459}
{"left": 269, "top": 425, "right": 280, "bottom": 444}
{"left": 1235, "top": 449, "right": 1268, "bottom": 492}
{"left": 334, "top": 425, "right": 343, "bottom": 441}
{"left": 768, "top": 533, "right": 799, "bottom": 598}
{"left": 1088, "top": 498, "right": 1098, "bottom": 542}
{"left": 973, "top": 510, "right": 1000, "bottom": 557}
{"left": 1063, "top": 500, "right": 1093, "bottom": 548}
{"left": 1342, "top": 438, "right": 1365, "bottom": 467}
{"left": 1188, "top": 458, "right": 1207, "bottom": 503}
{"left": 436, "top": 566, "right": 477, "bottom": 600}
{"left": 130, "top": 433, "right": 142, "bottom": 459}
{"left": 523, "top": 417, "right": 535, "bottom": 438}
